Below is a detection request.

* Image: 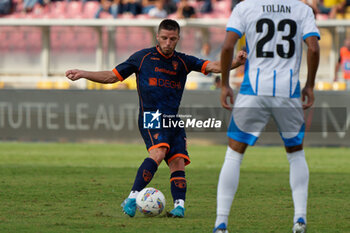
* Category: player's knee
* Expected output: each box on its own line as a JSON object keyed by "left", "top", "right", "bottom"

{"left": 169, "top": 157, "right": 185, "bottom": 173}
{"left": 149, "top": 147, "right": 167, "bottom": 164}
{"left": 285, "top": 144, "right": 303, "bottom": 153}
{"left": 228, "top": 138, "right": 248, "bottom": 154}
{"left": 225, "top": 146, "right": 244, "bottom": 163}
{"left": 286, "top": 148, "right": 306, "bottom": 163}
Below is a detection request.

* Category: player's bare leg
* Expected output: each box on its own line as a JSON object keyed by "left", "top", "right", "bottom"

{"left": 167, "top": 157, "right": 186, "bottom": 218}
{"left": 122, "top": 147, "right": 167, "bottom": 217}
{"left": 214, "top": 138, "right": 246, "bottom": 232}
{"left": 285, "top": 144, "right": 308, "bottom": 233}
{"left": 149, "top": 147, "right": 167, "bottom": 165}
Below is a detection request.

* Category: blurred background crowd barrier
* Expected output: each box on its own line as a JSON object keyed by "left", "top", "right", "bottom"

{"left": 0, "top": 90, "right": 349, "bottom": 146}
{"left": 1, "top": 0, "right": 350, "bottom": 145}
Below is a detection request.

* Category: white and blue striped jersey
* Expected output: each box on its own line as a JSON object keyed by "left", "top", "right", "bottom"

{"left": 227, "top": 0, "right": 320, "bottom": 98}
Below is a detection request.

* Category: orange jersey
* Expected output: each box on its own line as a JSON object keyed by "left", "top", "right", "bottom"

{"left": 340, "top": 46, "right": 350, "bottom": 80}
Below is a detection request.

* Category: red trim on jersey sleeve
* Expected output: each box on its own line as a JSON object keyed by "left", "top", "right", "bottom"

{"left": 112, "top": 68, "right": 124, "bottom": 81}
{"left": 201, "top": 61, "right": 210, "bottom": 75}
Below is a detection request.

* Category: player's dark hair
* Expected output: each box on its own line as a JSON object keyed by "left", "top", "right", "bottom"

{"left": 158, "top": 19, "right": 180, "bottom": 34}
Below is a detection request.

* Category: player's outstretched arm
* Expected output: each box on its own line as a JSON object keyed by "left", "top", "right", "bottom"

{"left": 66, "top": 69, "right": 118, "bottom": 84}
{"left": 231, "top": 50, "right": 247, "bottom": 69}
{"left": 302, "top": 36, "right": 320, "bottom": 109}
{"left": 205, "top": 50, "right": 246, "bottom": 74}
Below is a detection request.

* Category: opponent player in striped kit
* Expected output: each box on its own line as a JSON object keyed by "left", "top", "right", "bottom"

{"left": 213, "top": 0, "right": 320, "bottom": 232}
{"left": 66, "top": 19, "right": 246, "bottom": 218}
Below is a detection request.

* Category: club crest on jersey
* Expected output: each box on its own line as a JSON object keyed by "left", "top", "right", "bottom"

{"left": 172, "top": 61, "right": 178, "bottom": 70}
{"left": 143, "top": 110, "right": 162, "bottom": 129}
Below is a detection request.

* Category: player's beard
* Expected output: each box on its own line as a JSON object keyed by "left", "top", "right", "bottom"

{"left": 160, "top": 46, "right": 174, "bottom": 56}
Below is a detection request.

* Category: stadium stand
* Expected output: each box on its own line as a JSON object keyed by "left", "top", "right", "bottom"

{"left": 83, "top": 1, "right": 99, "bottom": 18}
{"left": 0, "top": 0, "right": 233, "bottom": 19}
{"left": 66, "top": 1, "right": 83, "bottom": 18}
{"left": 0, "top": 0, "right": 349, "bottom": 90}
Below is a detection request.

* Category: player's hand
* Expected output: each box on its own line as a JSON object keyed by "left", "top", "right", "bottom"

{"left": 221, "top": 85, "right": 234, "bottom": 110}
{"left": 301, "top": 86, "right": 314, "bottom": 110}
{"left": 66, "top": 69, "right": 83, "bottom": 81}
{"left": 236, "top": 50, "right": 247, "bottom": 66}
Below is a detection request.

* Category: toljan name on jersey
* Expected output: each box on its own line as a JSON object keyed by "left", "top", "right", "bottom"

{"left": 262, "top": 4, "right": 291, "bottom": 14}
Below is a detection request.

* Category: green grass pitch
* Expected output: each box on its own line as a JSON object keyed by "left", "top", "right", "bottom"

{"left": 0, "top": 143, "right": 349, "bottom": 233}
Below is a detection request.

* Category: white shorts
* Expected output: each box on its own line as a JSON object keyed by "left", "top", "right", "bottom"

{"left": 227, "top": 94, "right": 305, "bottom": 147}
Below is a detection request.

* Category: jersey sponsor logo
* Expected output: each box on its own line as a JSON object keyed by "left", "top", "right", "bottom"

{"left": 155, "top": 67, "right": 177, "bottom": 75}
{"left": 172, "top": 61, "right": 178, "bottom": 70}
{"left": 159, "top": 79, "right": 181, "bottom": 89}
{"left": 151, "top": 57, "right": 160, "bottom": 61}
{"left": 143, "top": 110, "right": 161, "bottom": 129}
{"left": 148, "top": 78, "right": 182, "bottom": 89}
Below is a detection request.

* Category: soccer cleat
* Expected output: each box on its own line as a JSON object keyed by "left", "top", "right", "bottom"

{"left": 167, "top": 206, "right": 185, "bottom": 218}
{"left": 121, "top": 198, "right": 136, "bottom": 217}
{"left": 292, "top": 217, "right": 307, "bottom": 233}
{"left": 213, "top": 223, "right": 229, "bottom": 233}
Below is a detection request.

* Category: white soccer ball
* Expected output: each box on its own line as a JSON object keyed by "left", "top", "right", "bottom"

{"left": 136, "top": 187, "right": 166, "bottom": 217}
